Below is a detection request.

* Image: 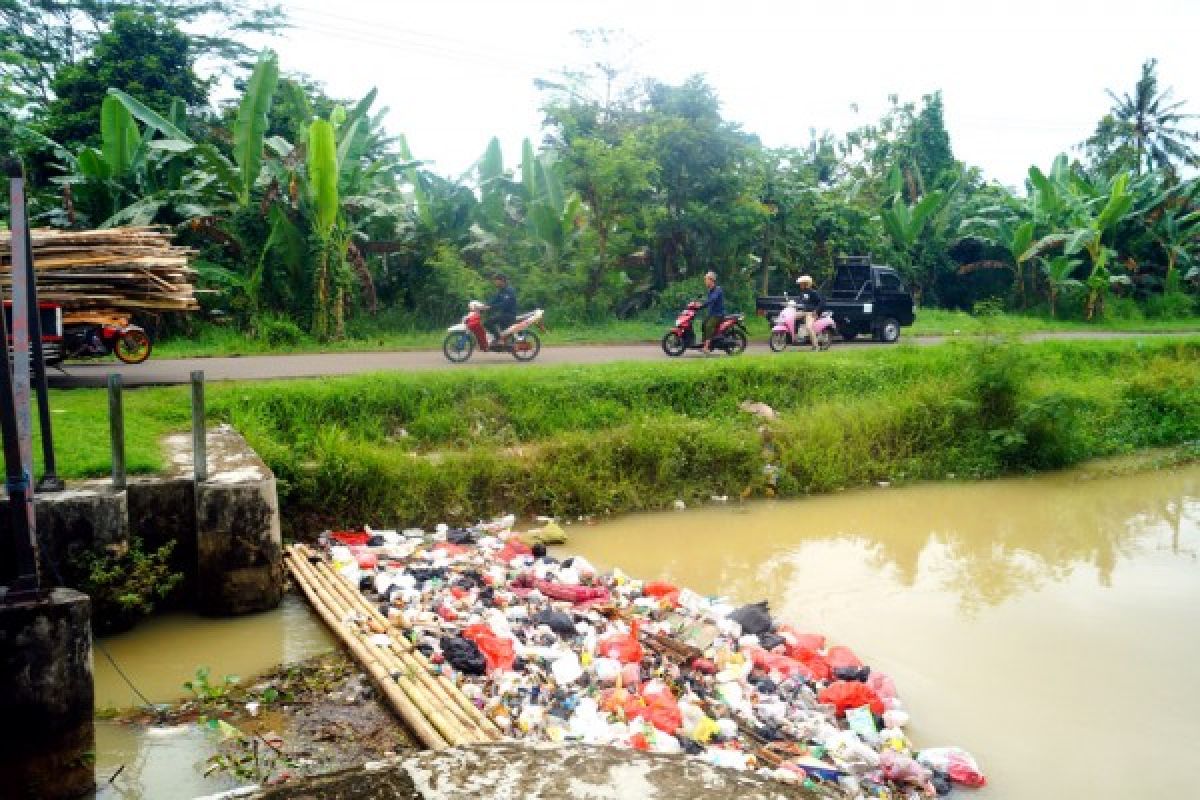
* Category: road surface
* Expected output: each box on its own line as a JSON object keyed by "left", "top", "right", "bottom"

{"left": 48, "top": 331, "right": 1195, "bottom": 388}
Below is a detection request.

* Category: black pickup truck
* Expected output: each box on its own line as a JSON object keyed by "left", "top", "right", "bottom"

{"left": 755, "top": 257, "right": 916, "bottom": 342}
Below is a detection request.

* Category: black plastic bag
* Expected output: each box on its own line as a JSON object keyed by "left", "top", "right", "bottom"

{"left": 440, "top": 636, "right": 487, "bottom": 675}
{"left": 535, "top": 609, "right": 577, "bottom": 637}
{"left": 730, "top": 601, "right": 773, "bottom": 635}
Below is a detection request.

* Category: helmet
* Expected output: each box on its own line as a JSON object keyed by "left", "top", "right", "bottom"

{"left": 796, "top": 275, "right": 813, "bottom": 286}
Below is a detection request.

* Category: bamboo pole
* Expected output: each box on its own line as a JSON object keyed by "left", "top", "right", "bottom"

{"left": 289, "top": 548, "right": 481, "bottom": 745}
{"left": 285, "top": 549, "right": 473, "bottom": 747}
{"left": 292, "top": 544, "right": 502, "bottom": 740}
{"left": 284, "top": 550, "right": 449, "bottom": 749}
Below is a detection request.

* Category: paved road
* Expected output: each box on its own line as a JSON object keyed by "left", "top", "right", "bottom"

{"left": 47, "top": 330, "right": 1195, "bottom": 388}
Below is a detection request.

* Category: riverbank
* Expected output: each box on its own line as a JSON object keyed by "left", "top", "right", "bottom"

{"left": 217, "top": 338, "right": 1200, "bottom": 531}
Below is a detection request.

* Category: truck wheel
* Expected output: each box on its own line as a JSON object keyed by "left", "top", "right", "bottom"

{"left": 875, "top": 318, "right": 901, "bottom": 343}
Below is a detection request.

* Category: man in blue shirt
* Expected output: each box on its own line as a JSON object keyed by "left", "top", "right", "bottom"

{"left": 701, "top": 270, "right": 725, "bottom": 354}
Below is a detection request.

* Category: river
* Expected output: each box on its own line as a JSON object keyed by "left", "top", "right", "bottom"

{"left": 91, "top": 461, "right": 1199, "bottom": 798}
{"left": 562, "top": 461, "right": 1200, "bottom": 799}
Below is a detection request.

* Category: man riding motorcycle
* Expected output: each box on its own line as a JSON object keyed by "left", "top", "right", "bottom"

{"left": 701, "top": 270, "right": 725, "bottom": 354}
{"left": 795, "top": 275, "right": 823, "bottom": 351}
{"left": 482, "top": 273, "right": 517, "bottom": 345}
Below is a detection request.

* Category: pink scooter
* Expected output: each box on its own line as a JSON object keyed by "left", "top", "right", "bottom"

{"left": 770, "top": 300, "right": 837, "bottom": 352}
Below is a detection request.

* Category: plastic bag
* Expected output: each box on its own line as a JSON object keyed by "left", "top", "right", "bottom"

{"left": 625, "top": 688, "right": 683, "bottom": 734}
{"left": 867, "top": 671, "right": 898, "bottom": 700}
{"left": 879, "top": 749, "right": 934, "bottom": 791}
{"left": 598, "top": 621, "right": 644, "bottom": 664}
{"left": 746, "top": 646, "right": 814, "bottom": 680}
{"left": 461, "top": 623, "right": 516, "bottom": 672}
{"left": 826, "top": 645, "right": 863, "bottom": 669}
{"left": 534, "top": 609, "right": 577, "bottom": 637}
{"left": 642, "top": 581, "right": 679, "bottom": 597}
{"left": 917, "top": 747, "right": 987, "bottom": 787}
{"left": 439, "top": 636, "right": 487, "bottom": 675}
{"left": 729, "top": 600, "right": 773, "bottom": 635}
{"left": 817, "top": 680, "right": 885, "bottom": 716}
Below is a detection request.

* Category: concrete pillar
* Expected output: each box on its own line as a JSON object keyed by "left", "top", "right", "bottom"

{"left": 0, "top": 587, "right": 94, "bottom": 798}
{"left": 0, "top": 486, "right": 127, "bottom": 586}
{"left": 195, "top": 476, "right": 283, "bottom": 615}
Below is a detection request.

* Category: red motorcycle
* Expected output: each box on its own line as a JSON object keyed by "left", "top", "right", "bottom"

{"left": 63, "top": 316, "right": 153, "bottom": 364}
{"left": 661, "top": 301, "right": 748, "bottom": 357}
{"left": 443, "top": 301, "right": 545, "bottom": 363}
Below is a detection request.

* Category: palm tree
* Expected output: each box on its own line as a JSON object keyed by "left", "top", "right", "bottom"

{"left": 1107, "top": 59, "right": 1200, "bottom": 175}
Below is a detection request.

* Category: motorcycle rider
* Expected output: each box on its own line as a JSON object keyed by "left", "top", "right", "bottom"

{"left": 701, "top": 270, "right": 725, "bottom": 354}
{"left": 795, "top": 275, "right": 823, "bottom": 351}
{"left": 482, "top": 272, "right": 517, "bottom": 346}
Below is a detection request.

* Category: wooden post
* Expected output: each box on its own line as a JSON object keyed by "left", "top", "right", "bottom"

{"left": 191, "top": 370, "right": 206, "bottom": 483}
{"left": 107, "top": 374, "right": 125, "bottom": 490}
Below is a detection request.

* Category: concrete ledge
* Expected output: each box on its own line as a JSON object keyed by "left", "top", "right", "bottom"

{"left": 242, "top": 743, "right": 834, "bottom": 800}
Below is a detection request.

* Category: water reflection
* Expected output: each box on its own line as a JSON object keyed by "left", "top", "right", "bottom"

{"left": 571, "top": 465, "right": 1199, "bottom": 614}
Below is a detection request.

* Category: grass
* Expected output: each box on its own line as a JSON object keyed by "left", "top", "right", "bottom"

{"left": 39, "top": 338, "right": 1200, "bottom": 535}
{"left": 151, "top": 308, "right": 1200, "bottom": 359}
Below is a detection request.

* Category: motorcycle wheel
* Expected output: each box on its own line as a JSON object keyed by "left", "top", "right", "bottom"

{"left": 114, "top": 330, "right": 152, "bottom": 364}
{"left": 818, "top": 331, "right": 833, "bottom": 351}
{"left": 443, "top": 331, "right": 475, "bottom": 363}
{"left": 511, "top": 330, "right": 541, "bottom": 362}
{"left": 768, "top": 331, "right": 790, "bottom": 352}
{"left": 661, "top": 332, "right": 686, "bottom": 357}
{"left": 726, "top": 328, "right": 748, "bottom": 355}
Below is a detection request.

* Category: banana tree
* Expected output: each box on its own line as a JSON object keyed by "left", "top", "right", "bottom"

{"left": 520, "top": 138, "right": 585, "bottom": 271}
{"left": 1059, "top": 173, "right": 1134, "bottom": 319}
{"left": 1040, "top": 256, "right": 1083, "bottom": 317}
{"left": 879, "top": 178, "right": 949, "bottom": 301}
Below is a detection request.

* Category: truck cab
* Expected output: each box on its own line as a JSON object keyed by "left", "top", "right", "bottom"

{"left": 756, "top": 257, "right": 916, "bottom": 343}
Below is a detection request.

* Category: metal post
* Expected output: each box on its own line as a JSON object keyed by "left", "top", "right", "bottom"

{"left": 23, "top": 220, "right": 62, "bottom": 492}
{"left": 191, "top": 370, "right": 206, "bottom": 483}
{"left": 107, "top": 374, "right": 125, "bottom": 491}
{"left": 2, "top": 160, "right": 40, "bottom": 591}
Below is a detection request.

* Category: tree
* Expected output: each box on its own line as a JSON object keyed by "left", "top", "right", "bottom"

{"left": 0, "top": 0, "right": 284, "bottom": 115}
{"left": 40, "top": 12, "right": 208, "bottom": 148}
{"left": 1105, "top": 58, "right": 1199, "bottom": 176}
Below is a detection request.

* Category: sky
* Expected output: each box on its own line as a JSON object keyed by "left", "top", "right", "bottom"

{"left": 257, "top": 0, "right": 1200, "bottom": 189}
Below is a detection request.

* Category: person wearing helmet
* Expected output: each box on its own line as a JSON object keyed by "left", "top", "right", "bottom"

{"left": 701, "top": 270, "right": 725, "bottom": 354}
{"left": 795, "top": 275, "right": 823, "bottom": 351}
{"left": 483, "top": 273, "right": 518, "bottom": 345}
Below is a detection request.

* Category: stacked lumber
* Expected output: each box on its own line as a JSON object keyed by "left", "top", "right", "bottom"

{"left": 0, "top": 226, "right": 198, "bottom": 314}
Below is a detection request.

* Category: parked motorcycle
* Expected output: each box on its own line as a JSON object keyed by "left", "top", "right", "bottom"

{"left": 661, "top": 301, "right": 748, "bottom": 357}
{"left": 770, "top": 300, "right": 836, "bottom": 352}
{"left": 63, "top": 318, "right": 153, "bottom": 364}
{"left": 443, "top": 301, "right": 545, "bottom": 363}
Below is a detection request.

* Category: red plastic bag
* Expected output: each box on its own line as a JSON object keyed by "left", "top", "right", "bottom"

{"left": 355, "top": 552, "right": 378, "bottom": 569}
{"left": 794, "top": 650, "right": 832, "bottom": 682}
{"left": 461, "top": 623, "right": 516, "bottom": 672}
{"left": 498, "top": 540, "right": 533, "bottom": 563}
{"left": 598, "top": 621, "right": 644, "bottom": 664}
{"left": 778, "top": 626, "right": 826, "bottom": 654}
{"left": 625, "top": 687, "right": 682, "bottom": 733}
{"left": 746, "top": 646, "right": 814, "bottom": 680}
{"left": 818, "top": 681, "right": 884, "bottom": 716}
{"left": 642, "top": 581, "right": 679, "bottom": 597}
{"left": 826, "top": 645, "right": 863, "bottom": 670}
{"left": 331, "top": 531, "right": 369, "bottom": 546}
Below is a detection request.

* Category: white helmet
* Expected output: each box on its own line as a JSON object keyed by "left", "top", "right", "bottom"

{"left": 796, "top": 275, "right": 813, "bottom": 286}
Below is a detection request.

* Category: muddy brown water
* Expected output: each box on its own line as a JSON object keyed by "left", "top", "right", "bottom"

{"left": 93, "top": 593, "right": 334, "bottom": 798}
{"left": 89, "top": 463, "right": 1198, "bottom": 798}
{"left": 561, "top": 461, "right": 1200, "bottom": 800}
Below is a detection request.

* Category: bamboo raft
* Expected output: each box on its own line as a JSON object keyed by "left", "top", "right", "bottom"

{"left": 283, "top": 543, "right": 503, "bottom": 750}
{"left": 0, "top": 226, "right": 199, "bottom": 314}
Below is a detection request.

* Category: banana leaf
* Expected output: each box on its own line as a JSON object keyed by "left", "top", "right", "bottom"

{"left": 233, "top": 51, "right": 279, "bottom": 205}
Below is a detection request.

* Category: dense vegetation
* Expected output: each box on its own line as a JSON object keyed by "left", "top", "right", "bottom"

{"left": 2, "top": 8, "right": 1198, "bottom": 343}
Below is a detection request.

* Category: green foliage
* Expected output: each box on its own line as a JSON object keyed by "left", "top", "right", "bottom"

{"left": 232, "top": 52, "right": 279, "bottom": 206}
{"left": 66, "top": 538, "right": 183, "bottom": 634}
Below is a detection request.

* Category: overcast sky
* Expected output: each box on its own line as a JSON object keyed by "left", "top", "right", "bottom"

{"left": 261, "top": 0, "right": 1200, "bottom": 189}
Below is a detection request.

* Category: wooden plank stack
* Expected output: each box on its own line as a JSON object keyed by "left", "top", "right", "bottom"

{"left": 0, "top": 226, "right": 199, "bottom": 315}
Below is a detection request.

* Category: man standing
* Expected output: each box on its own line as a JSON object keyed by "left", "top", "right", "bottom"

{"left": 484, "top": 273, "right": 517, "bottom": 346}
{"left": 701, "top": 270, "right": 725, "bottom": 354}
{"left": 795, "top": 275, "right": 823, "bottom": 351}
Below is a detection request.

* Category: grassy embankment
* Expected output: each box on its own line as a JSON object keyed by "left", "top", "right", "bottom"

{"left": 151, "top": 309, "right": 1200, "bottom": 358}
{"left": 43, "top": 338, "right": 1200, "bottom": 531}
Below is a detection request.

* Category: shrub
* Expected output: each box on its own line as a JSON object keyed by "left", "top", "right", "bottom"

{"left": 66, "top": 538, "right": 183, "bottom": 634}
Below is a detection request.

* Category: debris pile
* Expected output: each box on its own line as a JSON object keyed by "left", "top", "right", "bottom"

{"left": 293, "top": 517, "right": 986, "bottom": 798}
{"left": 0, "top": 226, "right": 199, "bottom": 314}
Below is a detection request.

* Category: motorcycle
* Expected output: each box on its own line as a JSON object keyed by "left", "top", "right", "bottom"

{"left": 661, "top": 300, "right": 748, "bottom": 357}
{"left": 769, "top": 300, "right": 836, "bottom": 352}
{"left": 443, "top": 301, "right": 546, "bottom": 363}
{"left": 63, "top": 318, "right": 153, "bottom": 364}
